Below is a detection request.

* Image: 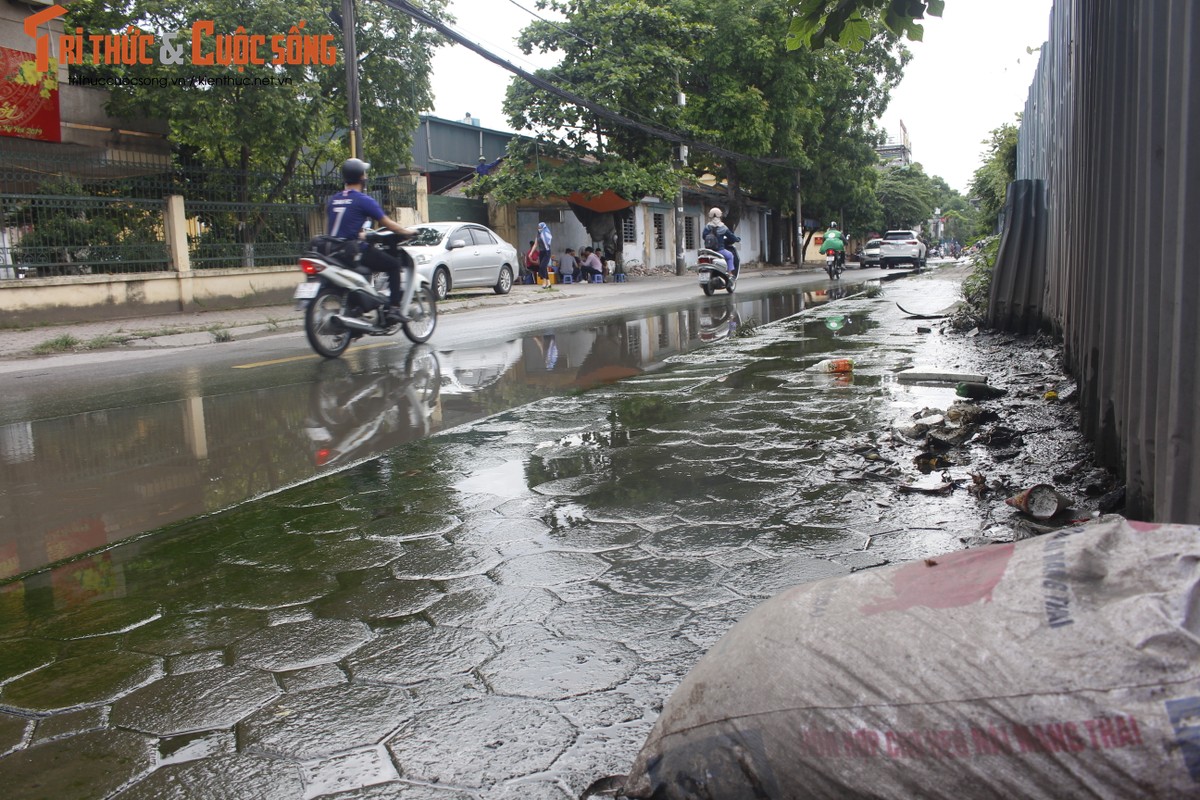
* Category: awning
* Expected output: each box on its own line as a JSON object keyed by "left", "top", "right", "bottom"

{"left": 565, "top": 190, "right": 634, "bottom": 213}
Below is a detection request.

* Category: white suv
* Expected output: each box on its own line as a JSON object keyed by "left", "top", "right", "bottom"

{"left": 879, "top": 229, "right": 928, "bottom": 269}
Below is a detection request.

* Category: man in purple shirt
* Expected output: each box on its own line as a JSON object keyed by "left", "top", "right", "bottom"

{"left": 327, "top": 158, "right": 419, "bottom": 323}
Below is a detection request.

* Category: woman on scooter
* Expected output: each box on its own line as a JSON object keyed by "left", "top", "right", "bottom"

{"left": 702, "top": 208, "right": 740, "bottom": 277}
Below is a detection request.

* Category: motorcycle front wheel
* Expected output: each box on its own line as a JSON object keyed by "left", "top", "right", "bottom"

{"left": 401, "top": 285, "right": 438, "bottom": 344}
{"left": 305, "top": 286, "right": 353, "bottom": 359}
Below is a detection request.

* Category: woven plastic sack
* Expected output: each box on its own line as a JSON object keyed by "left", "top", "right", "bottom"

{"left": 623, "top": 516, "right": 1200, "bottom": 799}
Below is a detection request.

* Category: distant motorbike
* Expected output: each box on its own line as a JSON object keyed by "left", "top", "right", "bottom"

{"left": 824, "top": 248, "right": 845, "bottom": 280}
{"left": 692, "top": 247, "right": 737, "bottom": 296}
{"left": 304, "top": 346, "right": 441, "bottom": 468}
{"left": 294, "top": 230, "right": 437, "bottom": 359}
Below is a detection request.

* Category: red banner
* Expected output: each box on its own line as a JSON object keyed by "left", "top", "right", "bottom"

{"left": 0, "top": 44, "right": 61, "bottom": 143}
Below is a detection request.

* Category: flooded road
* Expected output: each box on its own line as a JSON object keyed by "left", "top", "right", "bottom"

{"left": 0, "top": 284, "right": 836, "bottom": 581}
{"left": 0, "top": 270, "right": 1000, "bottom": 798}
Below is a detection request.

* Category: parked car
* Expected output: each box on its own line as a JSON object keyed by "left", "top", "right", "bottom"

{"left": 403, "top": 222, "right": 518, "bottom": 301}
{"left": 861, "top": 238, "right": 883, "bottom": 268}
{"left": 879, "top": 229, "right": 928, "bottom": 269}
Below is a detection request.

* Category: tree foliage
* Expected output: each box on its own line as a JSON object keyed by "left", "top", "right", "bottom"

{"left": 474, "top": 0, "right": 908, "bottom": 259}
{"left": 787, "top": 0, "right": 945, "bottom": 50}
{"left": 874, "top": 163, "right": 934, "bottom": 230}
{"left": 65, "top": 0, "right": 448, "bottom": 178}
{"left": 969, "top": 121, "right": 1019, "bottom": 233}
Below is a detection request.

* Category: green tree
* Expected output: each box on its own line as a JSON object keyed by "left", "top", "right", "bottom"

{"left": 874, "top": 163, "right": 934, "bottom": 230}
{"left": 471, "top": 0, "right": 698, "bottom": 257}
{"left": 681, "top": 0, "right": 904, "bottom": 239}
{"left": 968, "top": 122, "right": 1019, "bottom": 233}
{"left": 474, "top": 0, "right": 906, "bottom": 264}
{"left": 65, "top": 0, "right": 446, "bottom": 181}
{"left": 787, "top": 0, "right": 945, "bottom": 50}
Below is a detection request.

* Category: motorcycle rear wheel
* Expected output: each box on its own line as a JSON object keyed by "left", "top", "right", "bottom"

{"left": 701, "top": 280, "right": 715, "bottom": 296}
{"left": 305, "top": 286, "right": 353, "bottom": 359}
{"left": 401, "top": 285, "right": 438, "bottom": 343}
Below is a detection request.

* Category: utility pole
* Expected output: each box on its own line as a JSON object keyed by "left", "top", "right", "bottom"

{"left": 342, "top": 0, "right": 362, "bottom": 158}
{"left": 675, "top": 90, "right": 687, "bottom": 276}
{"left": 795, "top": 171, "right": 804, "bottom": 267}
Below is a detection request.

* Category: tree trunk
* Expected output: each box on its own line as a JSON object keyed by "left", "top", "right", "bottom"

{"left": 568, "top": 203, "right": 627, "bottom": 270}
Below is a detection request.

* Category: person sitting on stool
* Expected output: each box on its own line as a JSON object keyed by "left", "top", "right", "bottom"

{"left": 580, "top": 247, "right": 604, "bottom": 282}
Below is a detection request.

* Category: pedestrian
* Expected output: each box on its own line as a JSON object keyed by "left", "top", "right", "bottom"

{"left": 580, "top": 247, "right": 604, "bottom": 282}
{"left": 557, "top": 248, "right": 579, "bottom": 283}
{"left": 523, "top": 239, "right": 539, "bottom": 279}
{"left": 536, "top": 222, "right": 553, "bottom": 282}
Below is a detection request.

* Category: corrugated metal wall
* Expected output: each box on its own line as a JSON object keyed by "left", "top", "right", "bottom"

{"left": 1000, "top": 0, "right": 1199, "bottom": 522}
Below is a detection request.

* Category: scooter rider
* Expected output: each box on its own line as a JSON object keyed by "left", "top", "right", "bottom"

{"left": 822, "top": 221, "right": 846, "bottom": 268}
{"left": 327, "top": 158, "right": 419, "bottom": 323}
{"left": 702, "top": 207, "right": 740, "bottom": 277}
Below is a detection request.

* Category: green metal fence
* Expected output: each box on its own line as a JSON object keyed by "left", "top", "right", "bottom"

{"left": 0, "top": 152, "right": 417, "bottom": 279}
{"left": 1, "top": 192, "right": 170, "bottom": 276}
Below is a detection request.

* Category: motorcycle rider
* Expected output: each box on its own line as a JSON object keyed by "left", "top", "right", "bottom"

{"left": 822, "top": 221, "right": 846, "bottom": 271}
{"left": 702, "top": 207, "right": 740, "bottom": 276}
{"left": 327, "top": 158, "right": 419, "bottom": 324}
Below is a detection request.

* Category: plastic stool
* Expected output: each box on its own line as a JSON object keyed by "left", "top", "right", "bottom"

{"left": 562, "top": 274, "right": 573, "bottom": 284}
{"left": 592, "top": 274, "right": 604, "bottom": 284}
{"left": 614, "top": 273, "right": 627, "bottom": 283}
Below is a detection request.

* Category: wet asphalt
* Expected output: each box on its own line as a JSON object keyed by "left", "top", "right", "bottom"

{"left": 0, "top": 262, "right": 1025, "bottom": 799}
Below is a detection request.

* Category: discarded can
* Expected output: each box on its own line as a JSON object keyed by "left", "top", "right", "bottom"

{"left": 1044, "top": 390, "right": 1059, "bottom": 402}
{"left": 807, "top": 358, "right": 854, "bottom": 374}
{"left": 1006, "top": 483, "right": 1071, "bottom": 519}
{"left": 956, "top": 381, "right": 1007, "bottom": 399}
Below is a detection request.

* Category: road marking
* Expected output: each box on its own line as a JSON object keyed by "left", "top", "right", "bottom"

{"left": 233, "top": 341, "right": 392, "bottom": 369}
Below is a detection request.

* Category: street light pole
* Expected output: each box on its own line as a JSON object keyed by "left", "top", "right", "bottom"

{"left": 342, "top": 0, "right": 362, "bottom": 159}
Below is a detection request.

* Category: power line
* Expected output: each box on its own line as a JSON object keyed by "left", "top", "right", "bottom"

{"left": 381, "top": 0, "right": 793, "bottom": 168}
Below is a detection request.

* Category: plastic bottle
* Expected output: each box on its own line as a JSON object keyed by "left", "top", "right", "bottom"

{"left": 807, "top": 358, "right": 854, "bottom": 374}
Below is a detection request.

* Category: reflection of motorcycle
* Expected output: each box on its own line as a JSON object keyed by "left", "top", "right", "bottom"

{"left": 304, "top": 346, "right": 441, "bottom": 468}
{"left": 295, "top": 230, "right": 437, "bottom": 359}
{"left": 699, "top": 302, "right": 741, "bottom": 342}
{"left": 691, "top": 248, "right": 737, "bottom": 296}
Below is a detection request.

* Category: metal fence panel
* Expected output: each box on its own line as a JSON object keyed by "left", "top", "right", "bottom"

{"left": 0, "top": 152, "right": 418, "bottom": 278}
{"left": 1003, "top": 0, "right": 1200, "bottom": 522}
{"left": 0, "top": 194, "right": 169, "bottom": 276}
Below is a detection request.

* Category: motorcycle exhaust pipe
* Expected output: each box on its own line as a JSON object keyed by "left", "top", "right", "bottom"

{"left": 331, "top": 315, "right": 376, "bottom": 332}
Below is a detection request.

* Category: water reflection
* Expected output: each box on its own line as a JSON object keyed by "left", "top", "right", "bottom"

{"left": 304, "top": 347, "right": 441, "bottom": 469}
{"left": 0, "top": 286, "right": 829, "bottom": 581}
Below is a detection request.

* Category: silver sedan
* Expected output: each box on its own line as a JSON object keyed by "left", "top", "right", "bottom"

{"left": 403, "top": 222, "right": 518, "bottom": 301}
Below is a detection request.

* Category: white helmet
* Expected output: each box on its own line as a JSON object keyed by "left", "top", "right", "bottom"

{"left": 708, "top": 207, "right": 723, "bottom": 220}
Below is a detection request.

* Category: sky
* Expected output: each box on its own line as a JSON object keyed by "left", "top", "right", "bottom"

{"left": 427, "top": 0, "right": 1056, "bottom": 194}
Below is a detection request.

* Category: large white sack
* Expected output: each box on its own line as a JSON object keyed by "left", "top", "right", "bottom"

{"left": 623, "top": 516, "right": 1200, "bottom": 799}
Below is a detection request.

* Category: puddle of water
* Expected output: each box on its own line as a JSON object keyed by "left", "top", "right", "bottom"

{"left": 0, "top": 275, "right": 1011, "bottom": 797}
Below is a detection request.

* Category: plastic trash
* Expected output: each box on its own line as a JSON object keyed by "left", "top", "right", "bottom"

{"left": 622, "top": 516, "right": 1200, "bottom": 799}
{"left": 807, "top": 358, "right": 854, "bottom": 374}
{"left": 955, "top": 381, "right": 1007, "bottom": 399}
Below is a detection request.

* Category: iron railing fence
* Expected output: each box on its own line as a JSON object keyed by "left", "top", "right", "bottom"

{"left": 1, "top": 193, "right": 170, "bottom": 276}
{"left": 0, "top": 152, "right": 418, "bottom": 278}
{"left": 187, "top": 201, "right": 320, "bottom": 270}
